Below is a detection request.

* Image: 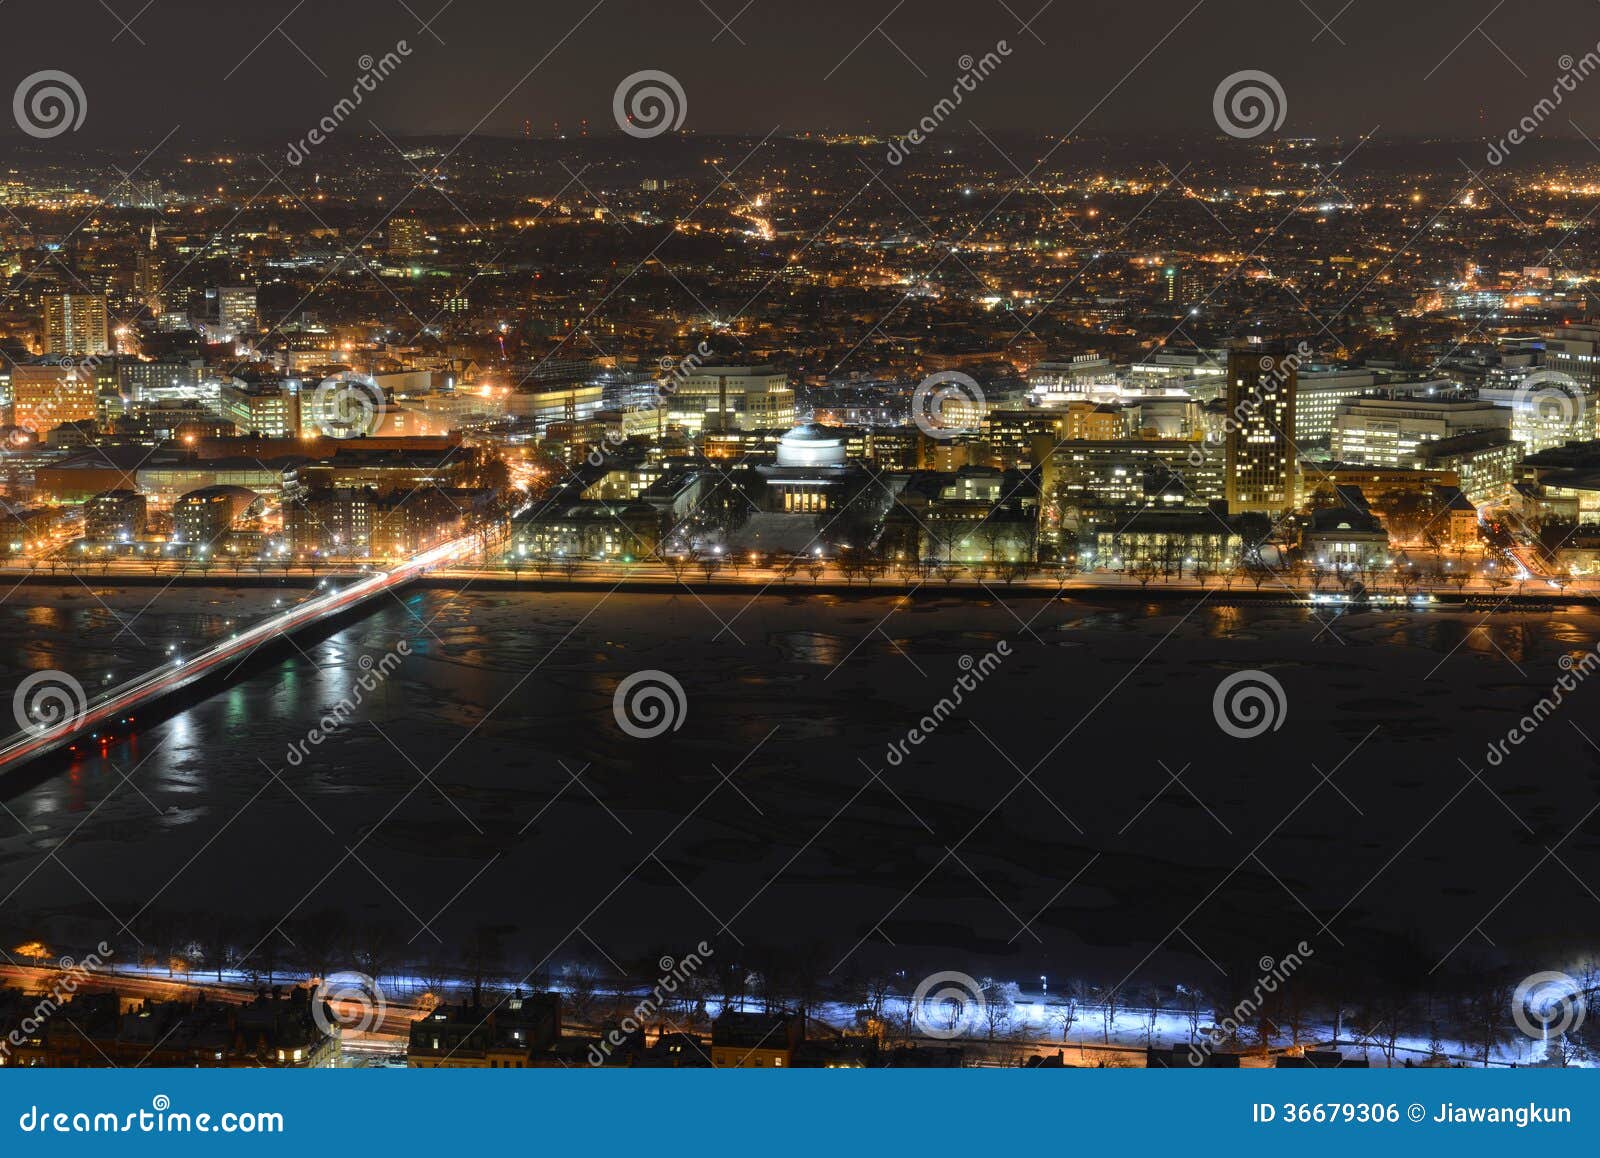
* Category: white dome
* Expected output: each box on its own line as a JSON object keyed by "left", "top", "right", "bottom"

{"left": 777, "top": 424, "right": 846, "bottom": 467}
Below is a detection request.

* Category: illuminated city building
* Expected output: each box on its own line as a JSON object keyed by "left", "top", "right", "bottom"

{"left": 84, "top": 489, "right": 148, "bottom": 543}
{"left": 667, "top": 365, "right": 794, "bottom": 433}
{"left": 220, "top": 380, "right": 300, "bottom": 438}
{"left": 1080, "top": 506, "right": 1241, "bottom": 572}
{"left": 1293, "top": 368, "right": 1379, "bottom": 444}
{"left": 41, "top": 292, "right": 109, "bottom": 357}
{"left": 10, "top": 362, "right": 99, "bottom": 433}
{"left": 1331, "top": 396, "right": 1509, "bottom": 468}
{"left": 407, "top": 995, "right": 562, "bottom": 1068}
{"left": 1541, "top": 324, "right": 1600, "bottom": 394}
{"left": 0, "top": 988, "right": 338, "bottom": 1068}
{"left": 1224, "top": 347, "right": 1297, "bottom": 515}
{"left": 172, "top": 485, "right": 261, "bottom": 550}
{"left": 214, "top": 285, "right": 259, "bottom": 339}
{"left": 710, "top": 1011, "right": 804, "bottom": 1068}
{"left": 1300, "top": 505, "right": 1391, "bottom": 571}
{"left": 388, "top": 217, "right": 430, "bottom": 258}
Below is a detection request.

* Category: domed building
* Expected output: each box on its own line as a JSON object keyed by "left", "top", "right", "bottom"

{"left": 720, "top": 422, "right": 876, "bottom": 554}
{"left": 775, "top": 423, "right": 848, "bottom": 469}
{"left": 756, "top": 422, "right": 860, "bottom": 514}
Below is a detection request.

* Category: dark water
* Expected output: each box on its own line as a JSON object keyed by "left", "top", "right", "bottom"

{"left": 4, "top": 586, "right": 1599, "bottom": 993}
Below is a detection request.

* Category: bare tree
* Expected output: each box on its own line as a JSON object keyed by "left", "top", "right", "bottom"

{"left": 1098, "top": 985, "right": 1120, "bottom": 1043}
{"left": 1468, "top": 981, "right": 1512, "bottom": 1068}
{"left": 1144, "top": 985, "right": 1163, "bottom": 1046}
{"left": 562, "top": 962, "right": 600, "bottom": 1022}
{"left": 1181, "top": 983, "right": 1205, "bottom": 1043}
{"left": 980, "top": 979, "right": 1013, "bottom": 1041}
{"left": 1052, "top": 990, "right": 1081, "bottom": 1043}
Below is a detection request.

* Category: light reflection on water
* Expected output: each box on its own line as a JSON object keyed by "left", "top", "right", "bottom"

{"left": 2, "top": 591, "right": 1598, "bottom": 977}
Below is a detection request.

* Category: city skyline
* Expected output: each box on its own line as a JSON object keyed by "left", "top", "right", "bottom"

{"left": 2, "top": 0, "right": 1599, "bottom": 1089}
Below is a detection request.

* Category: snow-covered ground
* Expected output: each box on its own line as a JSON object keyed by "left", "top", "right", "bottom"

{"left": 54, "top": 962, "right": 1580, "bottom": 1068}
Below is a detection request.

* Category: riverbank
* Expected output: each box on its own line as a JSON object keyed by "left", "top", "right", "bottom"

{"left": 0, "top": 565, "right": 1590, "bottom": 606}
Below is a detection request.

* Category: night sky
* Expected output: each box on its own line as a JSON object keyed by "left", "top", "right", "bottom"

{"left": 8, "top": 0, "right": 1600, "bottom": 143}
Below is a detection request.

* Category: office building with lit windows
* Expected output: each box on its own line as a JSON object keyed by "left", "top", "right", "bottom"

{"left": 1046, "top": 439, "right": 1225, "bottom": 510}
{"left": 42, "top": 292, "right": 109, "bottom": 357}
{"left": 1293, "top": 368, "right": 1378, "bottom": 444}
{"left": 1542, "top": 324, "right": 1600, "bottom": 393}
{"left": 1331, "top": 397, "right": 1508, "bottom": 469}
{"left": 388, "top": 217, "right": 430, "bottom": 258}
{"left": 1224, "top": 347, "right": 1297, "bottom": 515}
{"left": 85, "top": 489, "right": 147, "bottom": 543}
{"left": 213, "top": 285, "right": 258, "bottom": 339}
{"left": 220, "top": 380, "right": 300, "bottom": 437}
{"left": 10, "top": 362, "right": 99, "bottom": 433}
{"left": 666, "top": 365, "right": 794, "bottom": 433}
{"left": 172, "top": 485, "right": 260, "bottom": 550}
